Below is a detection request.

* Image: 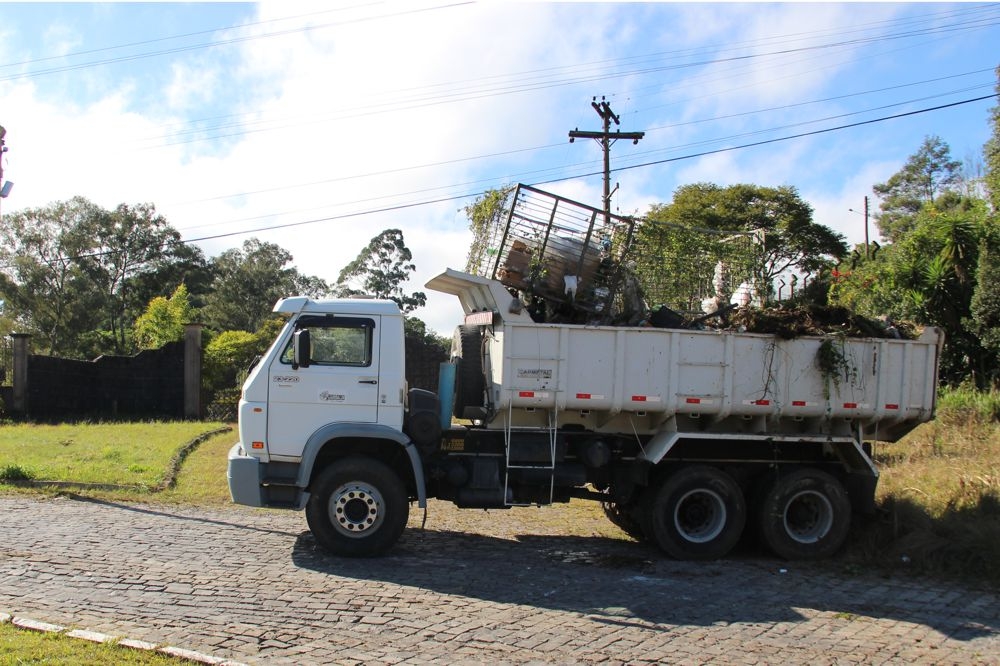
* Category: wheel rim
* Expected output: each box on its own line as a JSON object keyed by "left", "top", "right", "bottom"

{"left": 782, "top": 490, "right": 834, "bottom": 543}
{"left": 328, "top": 481, "right": 385, "bottom": 539}
{"left": 673, "top": 488, "right": 727, "bottom": 543}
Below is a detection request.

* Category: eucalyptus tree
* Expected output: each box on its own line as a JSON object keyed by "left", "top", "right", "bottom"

{"left": 336, "top": 228, "right": 426, "bottom": 314}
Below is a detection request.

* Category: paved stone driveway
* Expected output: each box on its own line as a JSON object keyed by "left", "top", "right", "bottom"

{"left": 1, "top": 495, "right": 998, "bottom": 664}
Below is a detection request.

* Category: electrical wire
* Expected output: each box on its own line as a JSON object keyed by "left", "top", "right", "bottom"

{"left": 1, "top": 92, "right": 992, "bottom": 271}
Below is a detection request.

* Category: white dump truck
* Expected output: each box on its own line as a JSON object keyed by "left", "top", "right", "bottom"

{"left": 228, "top": 266, "right": 942, "bottom": 561}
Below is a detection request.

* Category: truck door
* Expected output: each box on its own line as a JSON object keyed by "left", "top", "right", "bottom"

{"left": 266, "top": 314, "right": 381, "bottom": 458}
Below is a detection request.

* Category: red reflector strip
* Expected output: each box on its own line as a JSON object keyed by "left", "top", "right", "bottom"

{"left": 792, "top": 401, "right": 806, "bottom": 406}
{"left": 843, "top": 402, "right": 858, "bottom": 409}
{"left": 632, "top": 395, "right": 647, "bottom": 402}
{"left": 743, "top": 399, "right": 771, "bottom": 406}
{"left": 685, "top": 397, "right": 701, "bottom": 404}
{"left": 519, "top": 391, "right": 534, "bottom": 398}
{"left": 576, "top": 393, "right": 591, "bottom": 399}
{"left": 885, "top": 403, "right": 899, "bottom": 410}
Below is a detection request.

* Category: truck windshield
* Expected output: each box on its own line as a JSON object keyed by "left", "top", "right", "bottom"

{"left": 279, "top": 316, "right": 374, "bottom": 367}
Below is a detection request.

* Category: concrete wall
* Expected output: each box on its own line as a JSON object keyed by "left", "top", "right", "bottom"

{"left": 5, "top": 326, "right": 202, "bottom": 421}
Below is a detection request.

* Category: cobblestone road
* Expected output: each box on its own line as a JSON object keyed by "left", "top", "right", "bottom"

{"left": 1, "top": 495, "right": 998, "bottom": 664}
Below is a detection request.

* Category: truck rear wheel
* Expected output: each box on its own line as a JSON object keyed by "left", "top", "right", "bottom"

{"left": 451, "top": 325, "right": 485, "bottom": 419}
{"left": 758, "top": 468, "right": 851, "bottom": 560}
{"left": 306, "top": 456, "right": 409, "bottom": 557}
{"left": 645, "top": 465, "right": 746, "bottom": 560}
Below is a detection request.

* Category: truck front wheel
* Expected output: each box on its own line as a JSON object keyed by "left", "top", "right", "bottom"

{"left": 645, "top": 465, "right": 746, "bottom": 560}
{"left": 306, "top": 456, "right": 409, "bottom": 557}
{"left": 758, "top": 468, "right": 851, "bottom": 560}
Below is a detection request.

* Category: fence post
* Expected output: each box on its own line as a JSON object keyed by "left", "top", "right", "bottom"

{"left": 10, "top": 333, "right": 30, "bottom": 417}
{"left": 183, "top": 323, "right": 203, "bottom": 420}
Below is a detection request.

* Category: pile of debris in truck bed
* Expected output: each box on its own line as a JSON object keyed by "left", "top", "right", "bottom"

{"left": 477, "top": 184, "right": 919, "bottom": 341}
{"left": 700, "top": 304, "right": 917, "bottom": 340}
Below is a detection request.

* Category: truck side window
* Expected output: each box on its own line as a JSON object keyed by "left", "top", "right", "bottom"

{"left": 280, "top": 316, "right": 374, "bottom": 367}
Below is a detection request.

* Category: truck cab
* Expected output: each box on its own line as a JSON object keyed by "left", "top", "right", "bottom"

{"left": 228, "top": 296, "right": 426, "bottom": 555}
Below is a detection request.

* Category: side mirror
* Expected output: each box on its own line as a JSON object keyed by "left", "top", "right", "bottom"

{"left": 293, "top": 329, "right": 311, "bottom": 369}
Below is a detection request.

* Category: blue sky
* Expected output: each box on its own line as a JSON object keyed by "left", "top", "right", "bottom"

{"left": 1, "top": 2, "right": 998, "bottom": 333}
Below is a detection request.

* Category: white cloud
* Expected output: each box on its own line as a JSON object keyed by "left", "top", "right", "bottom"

{"left": 807, "top": 159, "right": 900, "bottom": 248}
{"left": 2, "top": 1, "right": 996, "bottom": 338}
{"left": 165, "top": 60, "right": 220, "bottom": 111}
{"left": 41, "top": 23, "right": 83, "bottom": 60}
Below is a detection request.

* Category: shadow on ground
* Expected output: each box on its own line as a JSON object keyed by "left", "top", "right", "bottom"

{"left": 290, "top": 526, "right": 999, "bottom": 641}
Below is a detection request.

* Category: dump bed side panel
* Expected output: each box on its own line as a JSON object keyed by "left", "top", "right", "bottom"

{"left": 488, "top": 323, "right": 940, "bottom": 438}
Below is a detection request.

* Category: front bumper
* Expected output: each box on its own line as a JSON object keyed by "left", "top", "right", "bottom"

{"left": 227, "top": 443, "right": 264, "bottom": 507}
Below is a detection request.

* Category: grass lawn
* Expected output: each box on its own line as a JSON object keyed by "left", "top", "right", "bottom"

{"left": 159, "top": 428, "right": 236, "bottom": 505}
{"left": 843, "top": 403, "right": 1000, "bottom": 584}
{"left": 0, "top": 620, "right": 187, "bottom": 665}
{"left": 0, "top": 422, "right": 228, "bottom": 490}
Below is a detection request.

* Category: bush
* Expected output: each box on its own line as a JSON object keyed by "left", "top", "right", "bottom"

{"left": 0, "top": 464, "right": 34, "bottom": 482}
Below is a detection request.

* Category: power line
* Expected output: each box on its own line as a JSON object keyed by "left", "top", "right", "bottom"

{"left": 59, "top": 4, "right": 998, "bottom": 152}
{"left": 161, "top": 76, "right": 997, "bottom": 212}
{"left": 5, "top": 91, "right": 991, "bottom": 272}
{"left": 601, "top": 95, "right": 998, "bottom": 179}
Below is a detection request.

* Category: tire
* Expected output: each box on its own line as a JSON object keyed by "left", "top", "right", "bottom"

{"left": 602, "top": 500, "right": 647, "bottom": 541}
{"left": 451, "top": 325, "right": 485, "bottom": 419}
{"left": 644, "top": 465, "right": 746, "bottom": 560}
{"left": 305, "top": 456, "right": 409, "bottom": 557}
{"left": 758, "top": 468, "right": 851, "bottom": 560}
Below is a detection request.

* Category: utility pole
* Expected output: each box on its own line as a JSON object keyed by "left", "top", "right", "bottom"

{"left": 849, "top": 195, "right": 872, "bottom": 259}
{"left": 0, "top": 125, "right": 7, "bottom": 224}
{"left": 568, "top": 97, "right": 644, "bottom": 222}
{"left": 863, "top": 195, "right": 870, "bottom": 259}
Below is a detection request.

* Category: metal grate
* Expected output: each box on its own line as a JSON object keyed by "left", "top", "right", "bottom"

{"left": 478, "top": 184, "right": 637, "bottom": 322}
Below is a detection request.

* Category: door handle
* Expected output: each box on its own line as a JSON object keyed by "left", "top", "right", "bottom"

{"left": 358, "top": 379, "right": 378, "bottom": 385}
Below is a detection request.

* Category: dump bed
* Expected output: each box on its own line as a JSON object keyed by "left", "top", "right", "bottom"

{"left": 428, "top": 269, "right": 943, "bottom": 443}
{"left": 491, "top": 322, "right": 941, "bottom": 441}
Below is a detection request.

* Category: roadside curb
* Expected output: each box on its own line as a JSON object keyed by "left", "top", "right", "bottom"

{"left": 1, "top": 611, "right": 248, "bottom": 665}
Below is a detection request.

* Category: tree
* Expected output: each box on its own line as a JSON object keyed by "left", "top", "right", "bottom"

{"left": 985, "top": 66, "right": 1000, "bottom": 214}
{"left": 403, "top": 315, "right": 448, "bottom": 349}
{"left": 635, "top": 183, "right": 846, "bottom": 309}
{"left": 76, "top": 202, "right": 185, "bottom": 354}
{"left": 971, "top": 225, "right": 1000, "bottom": 386}
{"left": 463, "top": 186, "right": 515, "bottom": 276}
{"left": 873, "top": 135, "right": 963, "bottom": 242}
{"left": 202, "top": 239, "right": 329, "bottom": 332}
{"left": 336, "top": 229, "right": 427, "bottom": 314}
{"left": 0, "top": 197, "right": 106, "bottom": 355}
{"left": 831, "top": 200, "right": 990, "bottom": 385}
{"left": 133, "top": 283, "right": 194, "bottom": 349}
{"left": 128, "top": 242, "right": 213, "bottom": 314}
{"left": 203, "top": 330, "right": 260, "bottom": 393}
{"left": 0, "top": 198, "right": 210, "bottom": 358}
